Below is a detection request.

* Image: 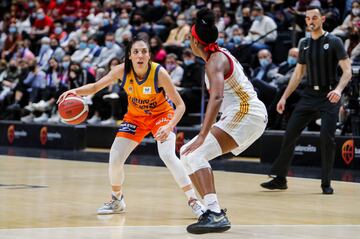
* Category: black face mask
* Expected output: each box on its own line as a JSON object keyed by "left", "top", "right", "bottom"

{"left": 29, "top": 65, "right": 36, "bottom": 72}
{"left": 123, "top": 40, "right": 130, "bottom": 47}
{"left": 243, "top": 16, "right": 250, "bottom": 22}
{"left": 133, "top": 19, "right": 142, "bottom": 26}
{"left": 9, "top": 65, "right": 17, "bottom": 71}
{"left": 51, "top": 45, "right": 57, "bottom": 50}
{"left": 151, "top": 45, "right": 160, "bottom": 52}
{"left": 350, "top": 33, "right": 359, "bottom": 41}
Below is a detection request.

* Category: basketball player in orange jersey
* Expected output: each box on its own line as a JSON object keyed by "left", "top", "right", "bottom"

{"left": 180, "top": 8, "right": 268, "bottom": 234}
{"left": 57, "top": 36, "right": 206, "bottom": 218}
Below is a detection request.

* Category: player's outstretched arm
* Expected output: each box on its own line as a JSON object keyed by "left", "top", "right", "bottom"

{"left": 57, "top": 64, "right": 124, "bottom": 104}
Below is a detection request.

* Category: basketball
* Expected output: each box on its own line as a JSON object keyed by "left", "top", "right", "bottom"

{"left": 58, "top": 94, "right": 88, "bottom": 125}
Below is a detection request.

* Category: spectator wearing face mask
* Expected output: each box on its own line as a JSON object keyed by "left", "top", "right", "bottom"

{"left": 332, "top": 0, "right": 360, "bottom": 39}
{"left": 12, "top": 41, "right": 35, "bottom": 63}
{"left": 179, "top": 48, "right": 204, "bottom": 114}
{"left": 7, "top": 60, "right": 46, "bottom": 117}
{"left": 50, "top": 38, "right": 65, "bottom": 62}
{"left": 99, "top": 12, "right": 117, "bottom": 36}
{"left": 251, "top": 49, "right": 278, "bottom": 108}
{"left": 31, "top": 8, "right": 54, "bottom": 42}
{"left": 150, "top": 36, "right": 167, "bottom": 66}
{"left": 216, "top": 31, "right": 228, "bottom": 48}
{"left": 164, "top": 14, "right": 190, "bottom": 49}
{"left": 50, "top": 22, "right": 69, "bottom": 45}
{"left": 81, "top": 56, "right": 96, "bottom": 77}
{"left": 37, "top": 37, "right": 54, "bottom": 71}
{"left": 87, "top": 37, "right": 102, "bottom": 63}
{"left": 165, "top": 53, "right": 183, "bottom": 87}
{"left": 93, "top": 33, "right": 124, "bottom": 69}
{"left": 130, "top": 11, "right": 153, "bottom": 37}
{"left": 115, "top": 11, "right": 132, "bottom": 45}
{"left": 1, "top": 19, "right": 22, "bottom": 61}
{"left": 0, "top": 60, "right": 21, "bottom": 104}
{"left": 245, "top": 4, "right": 277, "bottom": 52}
{"left": 71, "top": 35, "right": 91, "bottom": 63}
{"left": 344, "top": 16, "right": 360, "bottom": 63}
{"left": 226, "top": 26, "right": 245, "bottom": 51}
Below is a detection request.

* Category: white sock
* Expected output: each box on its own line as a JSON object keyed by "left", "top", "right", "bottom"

{"left": 112, "top": 190, "right": 122, "bottom": 200}
{"left": 185, "top": 189, "right": 197, "bottom": 201}
{"left": 204, "top": 193, "right": 221, "bottom": 213}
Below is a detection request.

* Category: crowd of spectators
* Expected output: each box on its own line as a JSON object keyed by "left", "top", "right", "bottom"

{"left": 0, "top": 0, "right": 359, "bottom": 130}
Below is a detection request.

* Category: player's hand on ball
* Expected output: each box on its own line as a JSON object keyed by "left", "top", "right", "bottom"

{"left": 57, "top": 90, "right": 77, "bottom": 104}
{"left": 155, "top": 124, "right": 171, "bottom": 143}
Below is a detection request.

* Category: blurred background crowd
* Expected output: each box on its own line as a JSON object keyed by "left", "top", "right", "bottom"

{"left": 0, "top": 0, "right": 359, "bottom": 133}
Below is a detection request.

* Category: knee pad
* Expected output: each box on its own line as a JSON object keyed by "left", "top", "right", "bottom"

{"left": 181, "top": 133, "right": 222, "bottom": 173}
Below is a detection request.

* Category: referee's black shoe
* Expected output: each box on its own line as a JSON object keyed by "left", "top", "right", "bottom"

{"left": 321, "top": 185, "right": 334, "bottom": 195}
{"left": 186, "top": 209, "right": 231, "bottom": 234}
{"left": 260, "top": 176, "right": 288, "bottom": 190}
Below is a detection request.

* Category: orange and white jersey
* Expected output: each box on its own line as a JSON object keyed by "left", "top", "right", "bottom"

{"left": 205, "top": 47, "right": 266, "bottom": 119}
{"left": 120, "top": 62, "right": 173, "bottom": 117}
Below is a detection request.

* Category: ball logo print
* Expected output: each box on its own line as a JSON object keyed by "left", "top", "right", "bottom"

{"left": 40, "top": 126, "right": 48, "bottom": 146}
{"left": 342, "top": 140, "right": 354, "bottom": 165}
{"left": 7, "top": 125, "right": 15, "bottom": 144}
{"left": 58, "top": 94, "right": 89, "bottom": 125}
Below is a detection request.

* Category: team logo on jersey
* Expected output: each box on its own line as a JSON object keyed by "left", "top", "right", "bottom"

{"left": 323, "top": 43, "right": 329, "bottom": 50}
{"left": 143, "top": 87, "right": 151, "bottom": 94}
{"left": 118, "top": 122, "right": 137, "bottom": 135}
{"left": 128, "top": 85, "right": 133, "bottom": 93}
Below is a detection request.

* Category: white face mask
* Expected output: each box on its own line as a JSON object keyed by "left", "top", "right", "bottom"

{"left": 352, "top": 8, "right": 360, "bottom": 16}
{"left": 177, "top": 20, "right": 185, "bottom": 27}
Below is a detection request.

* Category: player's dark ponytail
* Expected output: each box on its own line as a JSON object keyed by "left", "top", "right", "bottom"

{"left": 193, "top": 8, "right": 218, "bottom": 45}
{"left": 191, "top": 8, "right": 219, "bottom": 53}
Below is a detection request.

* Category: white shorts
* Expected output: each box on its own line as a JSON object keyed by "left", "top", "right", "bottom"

{"left": 214, "top": 109, "right": 267, "bottom": 156}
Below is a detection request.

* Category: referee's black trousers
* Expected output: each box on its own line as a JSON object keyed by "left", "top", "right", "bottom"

{"left": 270, "top": 88, "right": 341, "bottom": 186}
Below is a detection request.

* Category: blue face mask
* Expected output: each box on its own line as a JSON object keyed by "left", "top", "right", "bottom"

{"left": 105, "top": 41, "right": 114, "bottom": 49}
{"left": 81, "top": 62, "right": 90, "bottom": 69}
{"left": 259, "top": 58, "right": 269, "bottom": 67}
{"left": 88, "top": 43, "right": 96, "bottom": 50}
{"left": 254, "top": 16, "right": 263, "bottom": 22}
{"left": 184, "top": 40, "right": 190, "bottom": 48}
{"left": 56, "top": 0, "right": 64, "bottom": 4}
{"left": 54, "top": 27, "right": 62, "bottom": 35}
{"left": 37, "top": 14, "right": 45, "bottom": 20}
{"left": 103, "top": 19, "right": 110, "bottom": 26}
{"left": 62, "top": 61, "right": 70, "bottom": 69}
{"left": 40, "top": 44, "right": 50, "bottom": 53}
{"left": 153, "top": 0, "right": 162, "bottom": 7}
{"left": 119, "top": 19, "right": 128, "bottom": 27}
{"left": 287, "top": 56, "right": 297, "bottom": 66}
{"left": 9, "top": 27, "right": 17, "bottom": 33}
{"left": 233, "top": 35, "right": 242, "bottom": 44}
{"left": 217, "top": 38, "right": 225, "bottom": 46}
{"left": 79, "top": 42, "right": 87, "bottom": 50}
{"left": 184, "top": 59, "right": 194, "bottom": 66}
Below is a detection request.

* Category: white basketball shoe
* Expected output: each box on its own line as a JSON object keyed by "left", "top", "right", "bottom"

{"left": 97, "top": 195, "right": 126, "bottom": 214}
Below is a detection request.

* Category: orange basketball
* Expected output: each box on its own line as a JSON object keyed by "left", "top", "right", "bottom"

{"left": 58, "top": 94, "right": 88, "bottom": 125}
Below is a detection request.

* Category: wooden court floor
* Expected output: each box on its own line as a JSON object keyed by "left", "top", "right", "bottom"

{"left": 0, "top": 155, "right": 359, "bottom": 239}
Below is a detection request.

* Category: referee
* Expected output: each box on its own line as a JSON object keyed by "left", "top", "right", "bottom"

{"left": 261, "top": 6, "right": 352, "bottom": 194}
